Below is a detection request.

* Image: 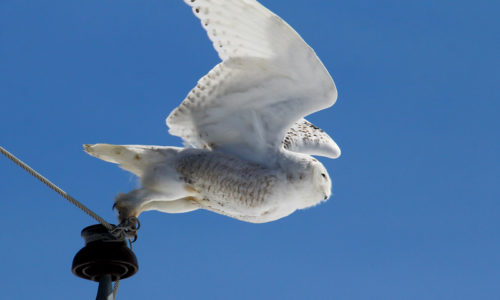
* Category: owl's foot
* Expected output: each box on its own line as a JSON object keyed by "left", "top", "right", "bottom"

{"left": 113, "top": 189, "right": 149, "bottom": 222}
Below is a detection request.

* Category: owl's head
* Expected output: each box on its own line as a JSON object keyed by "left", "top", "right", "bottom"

{"left": 290, "top": 156, "right": 332, "bottom": 210}
{"left": 311, "top": 158, "right": 332, "bottom": 203}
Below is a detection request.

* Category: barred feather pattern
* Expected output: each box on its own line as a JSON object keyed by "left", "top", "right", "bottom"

{"left": 174, "top": 150, "right": 279, "bottom": 218}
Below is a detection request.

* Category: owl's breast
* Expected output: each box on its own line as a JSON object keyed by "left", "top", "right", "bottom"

{"left": 173, "top": 149, "right": 300, "bottom": 222}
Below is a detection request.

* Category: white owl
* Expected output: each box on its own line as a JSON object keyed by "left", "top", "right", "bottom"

{"left": 85, "top": 0, "right": 341, "bottom": 223}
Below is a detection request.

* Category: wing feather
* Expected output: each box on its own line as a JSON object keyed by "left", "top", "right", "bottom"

{"left": 282, "top": 119, "right": 341, "bottom": 159}
{"left": 167, "top": 0, "right": 337, "bottom": 166}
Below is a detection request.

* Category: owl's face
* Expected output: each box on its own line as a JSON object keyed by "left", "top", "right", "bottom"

{"left": 311, "top": 159, "right": 332, "bottom": 202}
{"left": 289, "top": 156, "right": 332, "bottom": 210}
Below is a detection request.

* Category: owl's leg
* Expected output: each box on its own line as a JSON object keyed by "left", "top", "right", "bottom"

{"left": 114, "top": 189, "right": 151, "bottom": 221}
{"left": 114, "top": 183, "right": 200, "bottom": 221}
{"left": 141, "top": 197, "right": 200, "bottom": 214}
{"left": 114, "top": 188, "right": 176, "bottom": 221}
{"left": 115, "top": 162, "right": 200, "bottom": 220}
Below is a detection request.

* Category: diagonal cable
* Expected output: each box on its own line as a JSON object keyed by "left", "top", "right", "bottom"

{"left": 0, "top": 146, "right": 114, "bottom": 231}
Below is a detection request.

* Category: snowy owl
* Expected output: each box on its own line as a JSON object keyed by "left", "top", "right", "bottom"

{"left": 85, "top": 0, "right": 341, "bottom": 223}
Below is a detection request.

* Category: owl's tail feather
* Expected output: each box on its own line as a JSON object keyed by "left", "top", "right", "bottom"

{"left": 83, "top": 144, "right": 182, "bottom": 177}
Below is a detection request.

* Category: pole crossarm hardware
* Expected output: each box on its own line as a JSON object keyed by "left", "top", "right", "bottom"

{"left": 1, "top": 146, "right": 140, "bottom": 300}
{"left": 73, "top": 224, "right": 139, "bottom": 300}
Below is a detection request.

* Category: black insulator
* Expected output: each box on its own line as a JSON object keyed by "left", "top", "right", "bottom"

{"left": 72, "top": 224, "right": 138, "bottom": 282}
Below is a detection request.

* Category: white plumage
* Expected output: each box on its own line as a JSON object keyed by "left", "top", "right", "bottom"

{"left": 85, "top": 0, "right": 341, "bottom": 223}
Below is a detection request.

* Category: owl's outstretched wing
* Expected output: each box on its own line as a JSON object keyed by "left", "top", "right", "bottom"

{"left": 283, "top": 119, "right": 340, "bottom": 159}
{"left": 167, "top": 0, "right": 337, "bottom": 166}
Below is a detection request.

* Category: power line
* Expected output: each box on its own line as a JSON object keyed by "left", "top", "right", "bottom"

{"left": 0, "top": 146, "right": 114, "bottom": 231}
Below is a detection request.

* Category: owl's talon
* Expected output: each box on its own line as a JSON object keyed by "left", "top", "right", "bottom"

{"left": 114, "top": 192, "right": 142, "bottom": 222}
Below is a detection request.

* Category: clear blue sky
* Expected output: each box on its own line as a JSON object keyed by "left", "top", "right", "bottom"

{"left": 1, "top": 0, "right": 499, "bottom": 299}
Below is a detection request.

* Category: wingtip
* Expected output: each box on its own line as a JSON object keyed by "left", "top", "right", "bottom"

{"left": 332, "top": 146, "right": 341, "bottom": 159}
{"left": 323, "top": 141, "right": 341, "bottom": 159}
{"left": 329, "top": 142, "right": 341, "bottom": 159}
